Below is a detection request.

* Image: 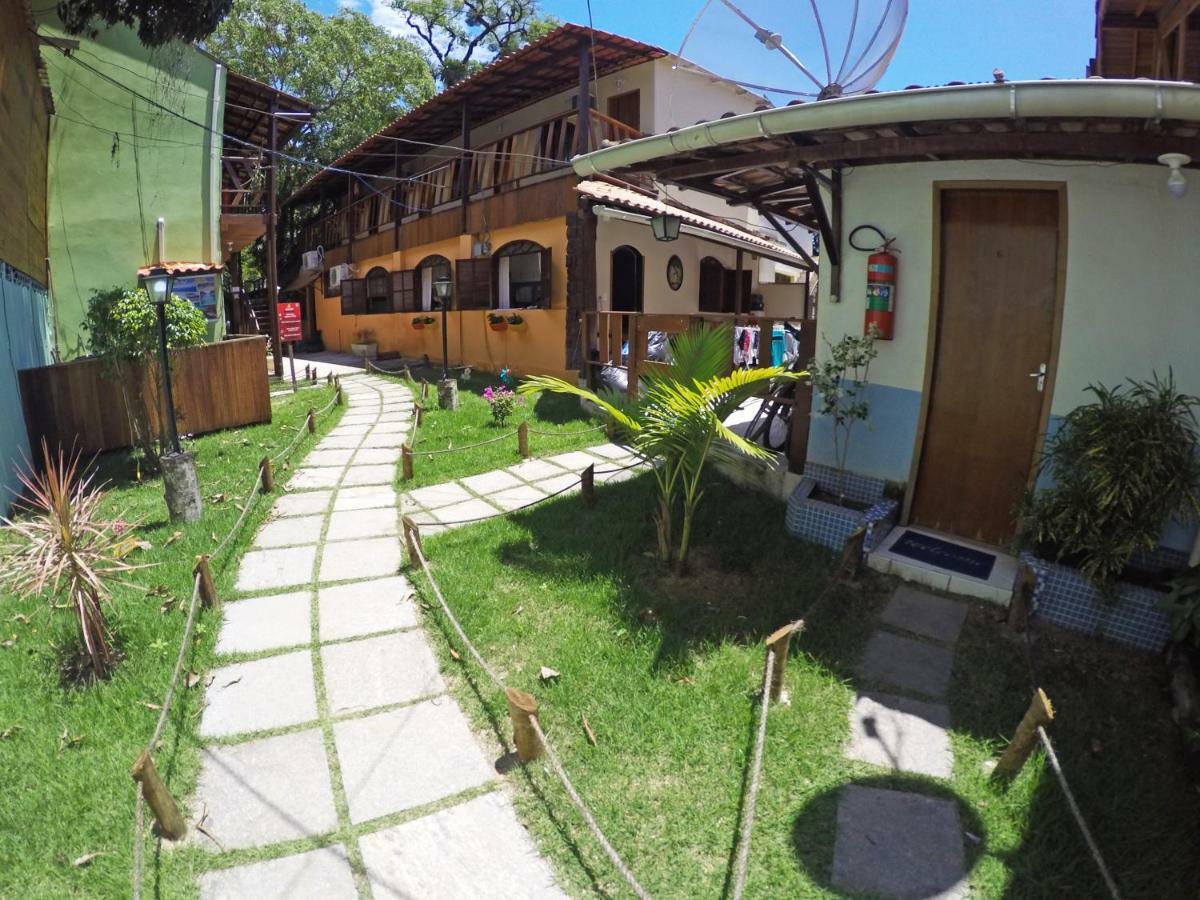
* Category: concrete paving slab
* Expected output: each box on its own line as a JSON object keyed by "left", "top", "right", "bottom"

{"left": 337, "top": 414, "right": 377, "bottom": 426}
{"left": 288, "top": 468, "right": 343, "bottom": 491}
{"left": 192, "top": 729, "right": 338, "bottom": 850}
{"left": 199, "top": 846, "right": 357, "bottom": 900}
{"left": 360, "top": 432, "right": 406, "bottom": 448}
{"left": 318, "top": 576, "right": 417, "bottom": 642}
{"left": 253, "top": 514, "right": 325, "bottom": 549}
{"left": 460, "top": 470, "right": 523, "bottom": 495}
{"left": 586, "top": 442, "right": 633, "bottom": 459}
{"left": 319, "top": 536, "right": 402, "bottom": 583}
{"left": 304, "top": 449, "right": 355, "bottom": 468}
{"left": 271, "top": 490, "right": 332, "bottom": 518}
{"left": 358, "top": 792, "right": 567, "bottom": 900}
{"left": 488, "top": 484, "right": 548, "bottom": 511}
{"left": 200, "top": 651, "right": 318, "bottom": 738}
{"left": 506, "top": 458, "right": 566, "bottom": 481}
{"left": 831, "top": 785, "right": 966, "bottom": 899}
{"left": 326, "top": 424, "right": 370, "bottom": 438}
{"left": 341, "top": 464, "right": 396, "bottom": 487}
{"left": 533, "top": 473, "right": 580, "bottom": 495}
{"left": 596, "top": 466, "right": 642, "bottom": 484}
{"left": 216, "top": 591, "right": 311, "bottom": 656}
{"left": 235, "top": 545, "right": 316, "bottom": 593}
{"left": 547, "top": 450, "right": 603, "bottom": 472}
{"left": 352, "top": 447, "right": 400, "bottom": 466}
{"left": 846, "top": 692, "right": 953, "bottom": 778}
{"left": 333, "top": 700, "right": 493, "bottom": 823}
{"left": 857, "top": 631, "right": 956, "bottom": 699}
{"left": 880, "top": 586, "right": 968, "bottom": 645}
{"left": 322, "top": 630, "right": 444, "bottom": 714}
{"left": 326, "top": 507, "right": 397, "bottom": 542}
{"left": 332, "top": 485, "right": 397, "bottom": 512}
{"left": 374, "top": 411, "right": 411, "bottom": 424}
{"left": 407, "top": 482, "right": 473, "bottom": 509}
{"left": 371, "top": 420, "right": 410, "bottom": 435}
{"left": 314, "top": 435, "right": 361, "bottom": 450}
{"left": 428, "top": 498, "right": 500, "bottom": 525}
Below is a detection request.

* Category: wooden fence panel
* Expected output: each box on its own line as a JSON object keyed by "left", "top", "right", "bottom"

{"left": 19, "top": 337, "right": 271, "bottom": 455}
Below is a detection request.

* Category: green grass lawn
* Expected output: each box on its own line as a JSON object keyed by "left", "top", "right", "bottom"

{"left": 0, "top": 384, "right": 342, "bottom": 900}
{"left": 383, "top": 366, "right": 606, "bottom": 488}
{"left": 410, "top": 471, "right": 1200, "bottom": 899}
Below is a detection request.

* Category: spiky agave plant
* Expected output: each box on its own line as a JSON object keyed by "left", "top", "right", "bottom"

{"left": 0, "top": 442, "right": 137, "bottom": 679}
{"left": 521, "top": 324, "right": 803, "bottom": 573}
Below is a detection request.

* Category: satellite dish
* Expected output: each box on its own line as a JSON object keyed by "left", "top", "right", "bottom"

{"left": 675, "top": 0, "right": 909, "bottom": 102}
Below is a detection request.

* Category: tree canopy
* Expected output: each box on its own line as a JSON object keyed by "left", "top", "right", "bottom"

{"left": 56, "top": 0, "right": 233, "bottom": 46}
{"left": 389, "top": 0, "right": 559, "bottom": 86}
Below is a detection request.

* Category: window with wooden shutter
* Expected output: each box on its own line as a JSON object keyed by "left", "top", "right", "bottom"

{"left": 340, "top": 278, "right": 367, "bottom": 315}
{"left": 538, "top": 246, "right": 552, "bottom": 309}
{"left": 455, "top": 258, "right": 493, "bottom": 309}
{"left": 365, "top": 267, "right": 391, "bottom": 314}
{"left": 391, "top": 270, "right": 417, "bottom": 312}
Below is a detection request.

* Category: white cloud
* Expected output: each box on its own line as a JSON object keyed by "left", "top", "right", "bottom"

{"left": 336, "top": 0, "right": 362, "bottom": 10}
{"left": 368, "top": 0, "right": 418, "bottom": 39}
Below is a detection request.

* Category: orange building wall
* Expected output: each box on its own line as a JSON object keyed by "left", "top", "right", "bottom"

{"left": 315, "top": 216, "right": 573, "bottom": 380}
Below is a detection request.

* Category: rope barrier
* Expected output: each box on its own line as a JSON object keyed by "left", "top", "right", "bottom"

{"left": 730, "top": 648, "right": 775, "bottom": 900}
{"left": 525, "top": 423, "right": 607, "bottom": 437}
{"left": 210, "top": 470, "right": 265, "bottom": 563}
{"left": 132, "top": 782, "right": 144, "bottom": 900}
{"left": 413, "top": 430, "right": 518, "bottom": 456}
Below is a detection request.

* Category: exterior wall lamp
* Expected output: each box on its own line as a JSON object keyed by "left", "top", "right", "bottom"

{"left": 651, "top": 212, "right": 682, "bottom": 241}
{"left": 1158, "top": 152, "right": 1191, "bottom": 198}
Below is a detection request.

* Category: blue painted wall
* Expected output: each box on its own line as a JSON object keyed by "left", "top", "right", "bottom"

{"left": 0, "top": 263, "right": 53, "bottom": 510}
{"left": 806, "top": 381, "right": 922, "bottom": 485}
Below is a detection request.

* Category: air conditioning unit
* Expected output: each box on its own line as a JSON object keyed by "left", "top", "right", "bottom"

{"left": 328, "top": 263, "right": 353, "bottom": 291}
{"left": 302, "top": 246, "right": 325, "bottom": 270}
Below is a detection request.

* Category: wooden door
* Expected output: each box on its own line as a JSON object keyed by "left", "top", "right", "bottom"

{"left": 910, "top": 188, "right": 1061, "bottom": 545}
{"left": 607, "top": 90, "right": 641, "bottom": 131}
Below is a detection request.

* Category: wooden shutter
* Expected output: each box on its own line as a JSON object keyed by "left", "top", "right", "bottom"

{"left": 538, "top": 247, "right": 552, "bottom": 308}
{"left": 392, "top": 270, "right": 417, "bottom": 312}
{"left": 455, "top": 258, "right": 493, "bottom": 309}
{"left": 340, "top": 278, "right": 366, "bottom": 315}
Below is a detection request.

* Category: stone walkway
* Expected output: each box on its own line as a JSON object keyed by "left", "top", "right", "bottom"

{"left": 832, "top": 585, "right": 970, "bottom": 898}
{"left": 190, "top": 373, "right": 571, "bottom": 899}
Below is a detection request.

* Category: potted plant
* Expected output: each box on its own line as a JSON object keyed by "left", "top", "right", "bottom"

{"left": 350, "top": 328, "right": 378, "bottom": 359}
{"left": 411, "top": 315, "right": 435, "bottom": 331}
{"left": 487, "top": 312, "right": 509, "bottom": 332}
{"left": 1017, "top": 374, "right": 1200, "bottom": 652}
{"left": 786, "top": 328, "right": 898, "bottom": 555}
{"left": 506, "top": 312, "right": 526, "bottom": 332}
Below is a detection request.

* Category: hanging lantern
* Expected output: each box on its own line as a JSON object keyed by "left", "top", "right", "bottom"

{"left": 651, "top": 212, "right": 681, "bottom": 242}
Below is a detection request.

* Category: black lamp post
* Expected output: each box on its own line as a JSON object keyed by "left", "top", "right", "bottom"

{"left": 433, "top": 274, "right": 453, "bottom": 382}
{"left": 139, "top": 266, "right": 181, "bottom": 454}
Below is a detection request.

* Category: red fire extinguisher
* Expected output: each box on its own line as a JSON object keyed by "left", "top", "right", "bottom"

{"left": 850, "top": 225, "right": 898, "bottom": 340}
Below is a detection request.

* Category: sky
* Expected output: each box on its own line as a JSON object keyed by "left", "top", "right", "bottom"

{"left": 312, "top": 1, "right": 1098, "bottom": 92}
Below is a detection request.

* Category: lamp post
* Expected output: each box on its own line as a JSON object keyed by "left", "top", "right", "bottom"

{"left": 432, "top": 274, "right": 458, "bottom": 410}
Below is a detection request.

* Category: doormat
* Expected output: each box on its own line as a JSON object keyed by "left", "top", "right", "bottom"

{"left": 889, "top": 530, "right": 996, "bottom": 581}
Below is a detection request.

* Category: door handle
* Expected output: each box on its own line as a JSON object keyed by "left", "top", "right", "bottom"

{"left": 1028, "top": 363, "right": 1047, "bottom": 393}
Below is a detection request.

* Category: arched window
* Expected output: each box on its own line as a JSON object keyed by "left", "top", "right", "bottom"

{"left": 610, "top": 245, "right": 643, "bottom": 313}
{"left": 416, "top": 255, "right": 452, "bottom": 311}
{"left": 365, "top": 266, "right": 391, "bottom": 314}
{"left": 495, "top": 240, "right": 550, "bottom": 309}
{"left": 699, "top": 256, "right": 725, "bottom": 313}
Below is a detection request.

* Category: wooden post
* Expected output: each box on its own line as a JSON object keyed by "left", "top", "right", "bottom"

{"left": 764, "top": 620, "right": 804, "bottom": 702}
{"left": 306, "top": 407, "right": 316, "bottom": 434}
{"left": 506, "top": 687, "right": 542, "bottom": 762}
{"left": 517, "top": 422, "right": 529, "bottom": 458}
{"left": 326, "top": 372, "right": 333, "bottom": 386}
{"left": 414, "top": 402, "right": 423, "bottom": 426}
{"left": 335, "top": 385, "right": 344, "bottom": 406}
{"left": 265, "top": 95, "right": 283, "bottom": 378}
{"left": 605, "top": 419, "right": 616, "bottom": 441}
{"left": 421, "top": 380, "right": 429, "bottom": 400}
{"left": 304, "top": 364, "right": 311, "bottom": 381}
{"left": 310, "top": 367, "right": 318, "bottom": 385}
{"left": 994, "top": 688, "right": 1055, "bottom": 777}
{"left": 131, "top": 751, "right": 187, "bottom": 840}
{"left": 401, "top": 515, "right": 422, "bottom": 565}
{"left": 837, "top": 527, "right": 866, "bottom": 581}
{"left": 403, "top": 365, "right": 413, "bottom": 382}
{"left": 1008, "top": 563, "right": 1035, "bottom": 632}
{"left": 259, "top": 456, "right": 274, "bottom": 492}
{"left": 581, "top": 463, "right": 595, "bottom": 505}
{"left": 401, "top": 443, "right": 414, "bottom": 480}
{"left": 193, "top": 555, "right": 218, "bottom": 611}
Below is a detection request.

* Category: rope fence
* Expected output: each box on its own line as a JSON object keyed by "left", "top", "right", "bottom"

{"left": 730, "top": 647, "right": 775, "bottom": 900}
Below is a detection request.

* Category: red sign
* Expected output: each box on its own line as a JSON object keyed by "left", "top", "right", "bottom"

{"left": 277, "top": 302, "right": 302, "bottom": 343}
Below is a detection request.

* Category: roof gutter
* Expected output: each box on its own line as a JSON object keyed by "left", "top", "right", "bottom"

{"left": 572, "top": 79, "right": 1200, "bottom": 175}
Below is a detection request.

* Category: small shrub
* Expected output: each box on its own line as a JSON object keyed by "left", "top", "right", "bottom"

{"left": 808, "top": 327, "right": 878, "bottom": 503}
{"left": 483, "top": 384, "right": 522, "bottom": 426}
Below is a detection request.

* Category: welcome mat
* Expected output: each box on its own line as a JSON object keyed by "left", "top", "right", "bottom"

{"left": 889, "top": 530, "right": 997, "bottom": 581}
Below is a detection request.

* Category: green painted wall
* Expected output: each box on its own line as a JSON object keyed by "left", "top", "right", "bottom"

{"left": 36, "top": 14, "right": 226, "bottom": 357}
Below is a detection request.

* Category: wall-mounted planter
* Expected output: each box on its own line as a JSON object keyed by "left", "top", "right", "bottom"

{"left": 1020, "top": 550, "right": 1183, "bottom": 653}
{"left": 507, "top": 318, "right": 527, "bottom": 332}
{"left": 488, "top": 319, "right": 509, "bottom": 332}
{"left": 785, "top": 461, "right": 898, "bottom": 557}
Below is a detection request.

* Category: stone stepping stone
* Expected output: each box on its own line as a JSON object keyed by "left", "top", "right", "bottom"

{"left": 253, "top": 514, "right": 324, "bottom": 549}
{"left": 321, "top": 630, "right": 444, "bottom": 714}
{"left": 587, "top": 442, "right": 633, "bottom": 460}
{"left": 549, "top": 450, "right": 604, "bottom": 472}
{"left": 333, "top": 699, "right": 494, "bottom": 824}
{"left": 359, "top": 792, "right": 567, "bottom": 900}
{"left": 191, "top": 729, "right": 338, "bottom": 850}
{"left": 200, "top": 650, "right": 318, "bottom": 738}
{"left": 289, "top": 468, "right": 343, "bottom": 491}
{"left": 272, "top": 490, "right": 333, "bottom": 518}
{"left": 845, "top": 691, "right": 953, "bottom": 778}
{"left": 460, "top": 470, "right": 523, "bottom": 495}
{"left": 831, "top": 785, "right": 966, "bottom": 899}
{"left": 316, "top": 435, "right": 361, "bottom": 450}
{"left": 428, "top": 498, "right": 500, "bottom": 526}
{"left": 353, "top": 447, "right": 401, "bottom": 466}
{"left": 216, "top": 591, "right": 311, "bottom": 656}
{"left": 857, "top": 631, "right": 955, "bottom": 699}
{"left": 235, "top": 545, "right": 316, "bottom": 593}
{"left": 332, "top": 485, "right": 397, "bottom": 512}
{"left": 489, "top": 484, "right": 549, "bottom": 511}
{"left": 327, "top": 424, "right": 370, "bottom": 438}
{"left": 317, "top": 577, "right": 417, "bottom": 642}
{"left": 360, "top": 432, "right": 405, "bottom": 448}
{"left": 199, "top": 845, "right": 357, "bottom": 900}
{"left": 408, "top": 482, "right": 473, "bottom": 509}
{"left": 318, "top": 536, "right": 401, "bottom": 583}
{"left": 534, "top": 473, "right": 580, "bottom": 495}
{"left": 304, "top": 449, "right": 355, "bottom": 468}
{"left": 341, "top": 464, "right": 396, "bottom": 487}
{"left": 326, "top": 507, "right": 397, "bottom": 542}
{"left": 371, "top": 420, "right": 410, "bottom": 434}
{"left": 881, "top": 586, "right": 968, "bottom": 645}
{"left": 506, "top": 458, "right": 566, "bottom": 481}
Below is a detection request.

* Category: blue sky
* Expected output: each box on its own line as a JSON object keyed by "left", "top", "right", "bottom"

{"left": 313, "top": 1, "right": 1096, "bottom": 91}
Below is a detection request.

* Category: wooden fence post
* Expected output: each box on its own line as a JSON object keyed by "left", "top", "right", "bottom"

{"left": 506, "top": 687, "right": 542, "bottom": 762}
{"left": 402, "top": 444, "right": 414, "bottom": 481}
{"left": 421, "top": 380, "right": 429, "bottom": 400}
{"left": 131, "top": 751, "right": 187, "bottom": 840}
{"left": 304, "top": 364, "right": 311, "bottom": 381}
{"left": 837, "top": 527, "right": 866, "bottom": 582}
{"left": 414, "top": 402, "right": 423, "bottom": 426}
{"left": 326, "top": 372, "right": 333, "bottom": 385}
{"left": 517, "top": 422, "right": 529, "bottom": 458}
{"left": 764, "top": 620, "right": 804, "bottom": 702}
{"left": 994, "top": 688, "right": 1055, "bottom": 777}
{"left": 401, "top": 515, "right": 422, "bottom": 565}
{"left": 1009, "top": 563, "right": 1035, "bottom": 632}
{"left": 581, "top": 463, "right": 595, "bottom": 505}
{"left": 259, "top": 456, "right": 274, "bottom": 492}
{"left": 193, "top": 555, "right": 219, "bottom": 611}
{"left": 335, "top": 385, "right": 344, "bottom": 406}
{"left": 310, "top": 367, "right": 318, "bottom": 385}
{"left": 306, "top": 407, "right": 316, "bottom": 434}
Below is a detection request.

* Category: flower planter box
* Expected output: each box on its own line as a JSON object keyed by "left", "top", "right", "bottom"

{"left": 488, "top": 321, "right": 509, "bottom": 332}
{"left": 785, "top": 461, "right": 898, "bottom": 557}
{"left": 350, "top": 342, "right": 377, "bottom": 360}
{"left": 507, "top": 320, "right": 527, "bottom": 332}
{"left": 1020, "top": 549, "right": 1184, "bottom": 653}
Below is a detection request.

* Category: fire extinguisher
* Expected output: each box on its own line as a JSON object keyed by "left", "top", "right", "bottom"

{"left": 850, "top": 225, "right": 898, "bottom": 340}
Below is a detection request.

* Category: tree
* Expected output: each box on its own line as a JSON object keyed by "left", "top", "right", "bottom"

{"left": 390, "top": 0, "right": 559, "bottom": 86}
{"left": 205, "top": 0, "right": 435, "bottom": 198}
{"left": 521, "top": 324, "right": 800, "bottom": 574}
{"left": 808, "top": 328, "right": 878, "bottom": 503}
{"left": 57, "top": 0, "right": 234, "bottom": 46}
